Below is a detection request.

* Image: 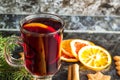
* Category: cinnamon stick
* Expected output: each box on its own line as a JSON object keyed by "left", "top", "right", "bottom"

{"left": 38, "top": 38, "right": 47, "bottom": 75}
{"left": 68, "top": 65, "right": 72, "bottom": 80}
{"left": 73, "top": 64, "right": 80, "bottom": 80}
{"left": 68, "top": 64, "right": 80, "bottom": 80}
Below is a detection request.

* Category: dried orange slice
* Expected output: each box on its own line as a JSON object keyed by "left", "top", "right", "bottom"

{"left": 61, "top": 39, "right": 94, "bottom": 62}
{"left": 78, "top": 46, "right": 112, "bottom": 71}
{"left": 61, "top": 39, "right": 78, "bottom": 62}
{"left": 70, "top": 39, "right": 95, "bottom": 59}
{"left": 60, "top": 51, "right": 78, "bottom": 62}
{"left": 61, "top": 39, "right": 74, "bottom": 57}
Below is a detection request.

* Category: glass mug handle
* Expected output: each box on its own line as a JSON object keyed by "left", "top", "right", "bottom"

{"left": 4, "top": 36, "right": 24, "bottom": 67}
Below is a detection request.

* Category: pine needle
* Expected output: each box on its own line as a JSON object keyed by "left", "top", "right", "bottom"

{"left": 0, "top": 35, "right": 32, "bottom": 80}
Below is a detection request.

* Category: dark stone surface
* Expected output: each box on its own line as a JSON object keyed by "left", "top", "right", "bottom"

{"left": 1, "top": 31, "right": 120, "bottom": 80}
{"left": 0, "top": 14, "right": 120, "bottom": 32}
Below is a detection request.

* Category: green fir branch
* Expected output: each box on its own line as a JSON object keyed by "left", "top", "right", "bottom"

{"left": 0, "top": 35, "right": 32, "bottom": 80}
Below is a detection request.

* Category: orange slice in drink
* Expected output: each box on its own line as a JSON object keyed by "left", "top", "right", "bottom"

{"left": 78, "top": 46, "right": 112, "bottom": 71}
{"left": 24, "top": 23, "right": 48, "bottom": 28}
{"left": 70, "top": 39, "right": 95, "bottom": 59}
{"left": 24, "top": 23, "right": 55, "bottom": 32}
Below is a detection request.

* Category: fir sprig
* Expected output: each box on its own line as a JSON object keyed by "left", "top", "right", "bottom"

{"left": 0, "top": 35, "right": 32, "bottom": 80}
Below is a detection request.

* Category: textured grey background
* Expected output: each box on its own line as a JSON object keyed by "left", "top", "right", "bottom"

{"left": 0, "top": 0, "right": 120, "bottom": 16}
{"left": 0, "top": 14, "right": 120, "bottom": 32}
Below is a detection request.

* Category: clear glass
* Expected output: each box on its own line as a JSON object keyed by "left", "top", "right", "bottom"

{"left": 4, "top": 13, "right": 65, "bottom": 80}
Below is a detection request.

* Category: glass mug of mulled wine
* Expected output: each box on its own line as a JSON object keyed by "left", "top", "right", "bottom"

{"left": 4, "top": 13, "right": 65, "bottom": 80}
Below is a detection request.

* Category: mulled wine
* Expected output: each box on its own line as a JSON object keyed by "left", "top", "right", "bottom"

{"left": 21, "top": 17, "right": 63, "bottom": 76}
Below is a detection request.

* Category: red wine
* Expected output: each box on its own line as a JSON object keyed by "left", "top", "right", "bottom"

{"left": 21, "top": 18, "right": 62, "bottom": 76}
